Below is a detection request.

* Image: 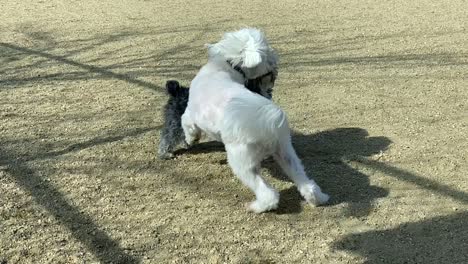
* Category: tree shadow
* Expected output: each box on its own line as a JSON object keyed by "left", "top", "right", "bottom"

{"left": 10, "top": 126, "right": 160, "bottom": 164}
{"left": 0, "top": 121, "right": 170, "bottom": 263}
{"left": 333, "top": 211, "right": 468, "bottom": 264}
{"left": 176, "top": 127, "right": 392, "bottom": 216}
{"left": 1, "top": 115, "right": 159, "bottom": 263}
{"left": 0, "top": 42, "right": 163, "bottom": 92}
{"left": 0, "top": 19, "right": 235, "bottom": 92}
{"left": 0, "top": 20, "right": 239, "bottom": 262}
{"left": 1, "top": 146, "right": 141, "bottom": 263}
{"left": 357, "top": 159, "right": 468, "bottom": 204}
{"left": 332, "top": 153, "right": 468, "bottom": 263}
{"left": 275, "top": 28, "right": 468, "bottom": 70}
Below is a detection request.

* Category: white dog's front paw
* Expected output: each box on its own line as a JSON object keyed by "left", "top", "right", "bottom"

{"left": 181, "top": 141, "right": 190, "bottom": 149}
{"left": 246, "top": 199, "right": 279, "bottom": 213}
{"left": 300, "top": 184, "right": 330, "bottom": 206}
{"left": 184, "top": 136, "right": 194, "bottom": 146}
{"left": 184, "top": 134, "right": 200, "bottom": 147}
{"left": 245, "top": 190, "right": 279, "bottom": 213}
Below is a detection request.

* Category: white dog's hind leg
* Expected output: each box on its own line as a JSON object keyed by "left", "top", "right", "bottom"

{"left": 274, "top": 139, "right": 330, "bottom": 206}
{"left": 181, "top": 112, "right": 201, "bottom": 146}
{"left": 226, "top": 143, "right": 279, "bottom": 213}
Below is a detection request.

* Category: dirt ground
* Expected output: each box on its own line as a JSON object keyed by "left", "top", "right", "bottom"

{"left": 1, "top": 0, "right": 467, "bottom": 263}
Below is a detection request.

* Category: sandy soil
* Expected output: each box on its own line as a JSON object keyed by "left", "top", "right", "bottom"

{"left": 1, "top": 0, "right": 467, "bottom": 263}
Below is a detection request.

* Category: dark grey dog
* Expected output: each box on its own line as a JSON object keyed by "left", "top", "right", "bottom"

{"left": 158, "top": 69, "right": 277, "bottom": 159}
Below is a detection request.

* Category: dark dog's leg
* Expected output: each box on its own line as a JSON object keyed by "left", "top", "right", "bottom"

{"left": 158, "top": 130, "right": 175, "bottom": 159}
{"left": 158, "top": 81, "right": 189, "bottom": 159}
{"left": 158, "top": 126, "right": 188, "bottom": 159}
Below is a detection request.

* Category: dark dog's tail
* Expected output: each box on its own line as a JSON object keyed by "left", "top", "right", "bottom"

{"left": 165, "top": 80, "right": 189, "bottom": 98}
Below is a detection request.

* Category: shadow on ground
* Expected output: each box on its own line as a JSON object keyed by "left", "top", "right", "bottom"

{"left": 0, "top": 20, "right": 237, "bottom": 93}
{"left": 0, "top": 20, "right": 240, "bottom": 263}
{"left": 178, "top": 128, "right": 468, "bottom": 263}
{"left": 3, "top": 23, "right": 467, "bottom": 262}
{"left": 332, "top": 151, "right": 468, "bottom": 263}
{"left": 1, "top": 148, "right": 140, "bottom": 263}
{"left": 0, "top": 122, "right": 163, "bottom": 263}
{"left": 176, "top": 127, "right": 392, "bottom": 216}
{"left": 333, "top": 211, "right": 468, "bottom": 264}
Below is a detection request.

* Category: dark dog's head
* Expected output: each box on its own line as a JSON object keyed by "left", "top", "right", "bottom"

{"left": 244, "top": 69, "right": 277, "bottom": 99}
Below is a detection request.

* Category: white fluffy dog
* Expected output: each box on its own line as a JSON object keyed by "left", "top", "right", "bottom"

{"left": 182, "top": 28, "right": 329, "bottom": 213}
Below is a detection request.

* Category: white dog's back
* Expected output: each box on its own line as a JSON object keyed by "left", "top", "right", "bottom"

{"left": 222, "top": 94, "right": 288, "bottom": 147}
{"left": 188, "top": 60, "right": 287, "bottom": 147}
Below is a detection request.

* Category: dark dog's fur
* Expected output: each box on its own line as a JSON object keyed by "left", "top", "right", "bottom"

{"left": 158, "top": 80, "right": 190, "bottom": 159}
{"left": 158, "top": 72, "right": 276, "bottom": 159}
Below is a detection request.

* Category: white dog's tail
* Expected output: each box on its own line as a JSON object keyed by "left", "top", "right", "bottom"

{"left": 222, "top": 95, "right": 289, "bottom": 145}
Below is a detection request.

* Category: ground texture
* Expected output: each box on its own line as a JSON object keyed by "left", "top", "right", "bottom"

{"left": 1, "top": 0, "right": 467, "bottom": 263}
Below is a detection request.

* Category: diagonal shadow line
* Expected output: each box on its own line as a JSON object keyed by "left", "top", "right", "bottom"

{"left": 358, "top": 158, "right": 468, "bottom": 204}
{"left": 1, "top": 151, "right": 140, "bottom": 263}
{"left": 0, "top": 42, "right": 162, "bottom": 92}
{"left": 333, "top": 211, "right": 468, "bottom": 263}
{"left": 281, "top": 52, "right": 468, "bottom": 68}
{"left": 12, "top": 126, "right": 161, "bottom": 163}
{"left": 0, "top": 127, "right": 161, "bottom": 262}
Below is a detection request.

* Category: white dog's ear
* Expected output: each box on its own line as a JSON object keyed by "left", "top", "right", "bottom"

{"left": 242, "top": 38, "right": 262, "bottom": 68}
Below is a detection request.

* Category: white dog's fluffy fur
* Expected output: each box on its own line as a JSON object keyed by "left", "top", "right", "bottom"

{"left": 182, "top": 28, "right": 329, "bottom": 213}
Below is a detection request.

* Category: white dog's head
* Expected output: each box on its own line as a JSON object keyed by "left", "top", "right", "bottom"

{"left": 206, "top": 28, "right": 278, "bottom": 80}
{"left": 206, "top": 28, "right": 278, "bottom": 98}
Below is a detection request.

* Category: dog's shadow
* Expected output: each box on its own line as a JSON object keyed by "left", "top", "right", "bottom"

{"left": 176, "top": 127, "right": 391, "bottom": 216}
